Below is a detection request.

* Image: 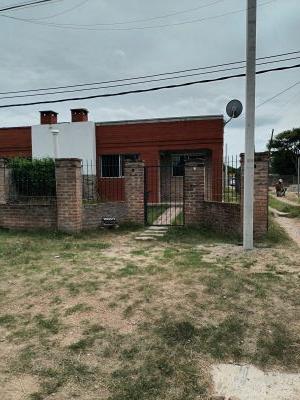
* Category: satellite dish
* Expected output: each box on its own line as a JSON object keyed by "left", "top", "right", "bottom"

{"left": 226, "top": 99, "right": 243, "bottom": 119}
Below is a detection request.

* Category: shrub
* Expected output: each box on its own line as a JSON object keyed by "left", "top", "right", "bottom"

{"left": 8, "top": 158, "right": 56, "bottom": 197}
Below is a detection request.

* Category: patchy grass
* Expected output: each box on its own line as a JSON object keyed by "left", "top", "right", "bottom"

{"left": 0, "top": 227, "right": 299, "bottom": 399}
{"left": 261, "top": 217, "right": 291, "bottom": 247}
{"left": 255, "top": 322, "right": 300, "bottom": 368}
{"left": 269, "top": 196, "right": 300, "bottom": 218}
{"left": 162, "top": 225, "right": 240, "bottom": 244}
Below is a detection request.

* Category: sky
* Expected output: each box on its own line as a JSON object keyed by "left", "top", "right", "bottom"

{"left": 0, "top": 0, "right": 299, "bottom": 156}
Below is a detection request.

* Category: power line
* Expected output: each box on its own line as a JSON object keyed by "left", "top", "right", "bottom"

{"left": 27, "top": 0, "right": 225, "bottom": 24}
{"left": 29, "top": 0, "right": 89, "bottom": 20}
{"left": 257, "top": 80, "right": 300, "bottom": 109}
{"left": 0, "top": 0, "right": 277, "bottom": 31}
{"left": 0, "top": 0, "right": 60, "bottom": 13}
{"left": 1, "top": 49, "right": 299, "bottom": 96}
{"left": 0, "top": 63, "right": 299, "bottom": 109}
{"left": 2, "top": 55, "right": 300, "bottom": 101}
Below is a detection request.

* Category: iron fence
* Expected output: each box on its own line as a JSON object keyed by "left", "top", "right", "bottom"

{"left": 269, "top": 174, "right": 298, "bottom": 187}
{"left": 144, "top": 165, "right": 184, "bottom": 226}
{"left": 4, "top": 159, "right": 56, "bottom": 203}
{"left": 204, "top": 156, "right": 241, "bottom": 203}
{"left": 81, "top": 161, "right": 125, "bottom": 202}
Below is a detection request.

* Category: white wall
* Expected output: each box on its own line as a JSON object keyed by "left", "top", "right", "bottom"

{"left": 32, "top": 122, "right": 96, "bottom": 173}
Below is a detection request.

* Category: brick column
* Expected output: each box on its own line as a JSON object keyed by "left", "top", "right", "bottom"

{"left": 240, "top": 152, "right": 269, "bottom": 239}
{"left": 55, "top": 158, "right": 82, "bottom": 233}
{"left": 184, "top": 160, "right": 205, "bottom": 225}
{"left": 0, "top": 159, "right": 8, "bottom": 205}
{"left": 124, "top": 160, "right": 145, "bottom": 225}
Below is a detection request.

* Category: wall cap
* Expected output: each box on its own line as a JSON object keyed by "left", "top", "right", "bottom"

{"left": 240, "top": 152, "right": 269, "bottom": 162}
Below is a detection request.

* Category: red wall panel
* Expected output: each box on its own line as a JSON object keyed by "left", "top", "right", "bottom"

{"left": 0, "top": 127, "right": 32, "bottom": 158}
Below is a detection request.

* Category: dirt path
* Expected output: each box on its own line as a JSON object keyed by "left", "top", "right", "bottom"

{"left": 270, "top": 208, "right": 300, "bottom": 247}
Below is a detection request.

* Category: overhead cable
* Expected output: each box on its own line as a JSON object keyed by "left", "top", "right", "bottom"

{"left": 0, "top": 63, "right": 299, "bottom": 109}
{"left": 1, "top": 56, "right": 300, "bottom": 101}
{"left": 0, "top": 0, "right": 60, "bottom": 13}
{"left": 1, "top": 49, "right": 299, "bottom": 96}
{"left": 0, "top": 0, "right": 277, "bottom": 31}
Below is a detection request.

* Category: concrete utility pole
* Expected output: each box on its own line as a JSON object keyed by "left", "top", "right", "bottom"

{"left": 297, "top": 155, "right": 300, "bottom": 198}
{"left": 243, "top": 0, "right": 257, "bottom": 250}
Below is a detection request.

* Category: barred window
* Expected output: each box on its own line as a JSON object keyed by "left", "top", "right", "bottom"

{"left": 100, "top": 154, "right": 139, "bottom": 177}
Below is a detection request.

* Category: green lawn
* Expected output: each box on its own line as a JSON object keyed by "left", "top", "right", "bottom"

{"left": 0, "top": 222, "right": 298, "bottom": 400}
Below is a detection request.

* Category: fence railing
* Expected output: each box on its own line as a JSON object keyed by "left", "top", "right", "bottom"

{"left": 204, "top": 156, "right": 241, "bottom": 203}
{"left": 268, "top": 174, "right": 298, "bottom": 186}
{"left": 4, "top": 160, "right": 56, "bottom": 203}
{"left": 81, "top": 161, "right": 125, "bottom": 202}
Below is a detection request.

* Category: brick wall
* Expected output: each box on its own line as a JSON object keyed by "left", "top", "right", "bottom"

{"left": 203, "top": 201, "right": 241, "bottom": 235}
{"left": 184, "top": 153, "right": 269, "bottom": 239}
{"left": 240, "top": 152, "right": 269, "bottom": 238}
{"left": 124, "top": 160, "right": 145, "bottom": 225}
{"left": 55, "top": 158, "right": 82, "bottom": 233}
{"left": 83, "top": 202, "right": 128, "bottom": 230}
{"left": 0, "top": 204, "right": 57, "bottom": 230}
{"left": 0, "top": 159, "right": 6, "bottom": 205}
{"left": 184, "top": 160, "right": 205, "bottom": 225}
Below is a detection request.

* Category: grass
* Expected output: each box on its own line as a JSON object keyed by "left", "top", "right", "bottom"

{"left": 163, "top": 224, "right": 240, "bottom": 244}
{"left": 269, "top": 196, "right": 300, "bottom": 218}
{"left": 0, "top": 227, "right": 299, "bottom": 399}
{"left": 261, "top": 217, "right": 291, "bottom": 246}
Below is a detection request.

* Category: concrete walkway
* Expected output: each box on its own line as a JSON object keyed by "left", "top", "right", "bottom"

{"left": 153, "top": 206, "right": 182, "bottom": 225}
{"left": 135, "top": 226, "right": 168, "bottom": 241}
{"left": 135, "top": 206, "right": 182, "bottom": 241}
{"left": 212, "top": 363, "right": 300, "bottom": 400}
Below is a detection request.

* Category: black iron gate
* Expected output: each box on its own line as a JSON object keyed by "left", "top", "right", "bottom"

{"left": 144, "top": 165, "right": 184, "bottom": 226}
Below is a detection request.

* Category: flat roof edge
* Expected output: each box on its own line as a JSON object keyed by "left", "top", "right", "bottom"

{"left": 96, "top": 115, "right": 224, "bottom": 126}
{"left": 0, "top": 126, "right": 31, "bottom": 130}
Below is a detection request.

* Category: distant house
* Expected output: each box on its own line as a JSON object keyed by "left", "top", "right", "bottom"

{"left": 0, "top": 108, "right": 224, "bottom": 201}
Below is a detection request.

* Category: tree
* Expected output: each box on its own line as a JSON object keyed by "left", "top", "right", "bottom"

{"left": 268, "top": 128, "right": 300, "bottom": 175}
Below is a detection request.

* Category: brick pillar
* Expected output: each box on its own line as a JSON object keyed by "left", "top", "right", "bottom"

{"left": 184, "top": 160, "right": 205, "bottom": 225}
{"left": 55, "top": 158, "right": 82, "bottom": 233}
{"left": 124, "top": 160, "right": 145, "bottom": 225}
{"left": 240, "top": 152, "right": 269, "bottom": 239}
{"left": 0, "top": 159, "right": 7, "bottom": 204}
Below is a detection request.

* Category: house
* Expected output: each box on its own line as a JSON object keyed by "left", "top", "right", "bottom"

{"left": 0, "top": 109, "right": 224, "bottom": 201}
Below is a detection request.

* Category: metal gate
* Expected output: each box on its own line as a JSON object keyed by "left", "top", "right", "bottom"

{"left": 144, "top": 165, "right": 184, "bottom": 226}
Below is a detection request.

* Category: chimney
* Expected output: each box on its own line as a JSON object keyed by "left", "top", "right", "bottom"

{"left": 71, "top": 108, "right": 89, "bottom": 122}
{"left": 40, "top": 111, "right": 58, "bottom": 125}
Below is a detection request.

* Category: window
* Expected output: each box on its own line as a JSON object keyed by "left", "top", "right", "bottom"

{"left": 100, "top": 154, "right": 139, "bottom": 177}
{"left": 101, "top": 155, "right": 120, "bottom": 177}
{"left": 171, "top": 153, "right": 208, "bottom": 177}
{"left": 172, "top": 155, "right": 185, "bottom": 177}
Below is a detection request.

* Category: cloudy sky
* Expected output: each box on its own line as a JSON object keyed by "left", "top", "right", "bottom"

{"left": 0, "top": 0, "right": 299, "bottom": 155}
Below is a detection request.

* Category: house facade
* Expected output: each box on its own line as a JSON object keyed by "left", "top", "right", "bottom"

{"left": 0, "top": 108, "right": 224, "bottom": 201}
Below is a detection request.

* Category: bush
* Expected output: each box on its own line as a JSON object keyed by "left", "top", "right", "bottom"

{"left": 8, "top": 158, "right": 56, "bottom": 197}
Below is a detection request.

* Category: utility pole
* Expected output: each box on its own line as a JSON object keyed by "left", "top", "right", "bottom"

{"left": 243, "top": 0, "right": 257, "bottom": 250}
{"left": 297, "top": 155, "right": 300, "bottom": 198}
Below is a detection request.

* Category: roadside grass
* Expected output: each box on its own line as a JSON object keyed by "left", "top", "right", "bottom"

{"left": 0, "top": 226, "right": 299, "bottom": 399}
{"left": 260, "top": 217, "right": 291, "bottom": 247}
{"left": 162, "top": 225, "right": 240, "bottom": 245}
{"left": 269, "top": 196, "right": 300, "bottom": 218}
